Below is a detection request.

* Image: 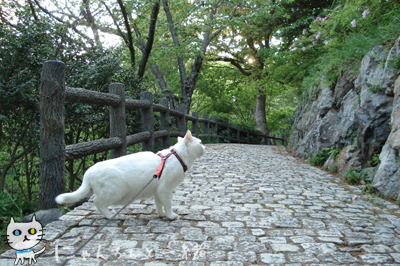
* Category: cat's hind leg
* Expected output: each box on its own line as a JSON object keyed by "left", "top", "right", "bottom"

{"left": 157, "top": 191, "right": 178, "bottom": 220}
{"left": 154, "top": 194, "right": 165, "bottom": 217}
{"left": 94, "top": 198, "right": 115, "bottom": 219}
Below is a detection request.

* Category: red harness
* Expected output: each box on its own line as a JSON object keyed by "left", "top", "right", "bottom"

{"left": 153, "top": 149, "right": 188, "bottom": 179}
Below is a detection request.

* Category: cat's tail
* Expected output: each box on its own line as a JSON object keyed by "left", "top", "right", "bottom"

{"left": 55, "top": 176, "right": 91, "bottom": 205}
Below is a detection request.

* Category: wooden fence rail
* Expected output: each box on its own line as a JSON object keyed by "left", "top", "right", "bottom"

{"left": 39, "top": 60, "right": 285, "bottom": 209}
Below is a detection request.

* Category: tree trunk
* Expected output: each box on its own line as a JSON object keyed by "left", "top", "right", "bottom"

{"left": 254, "top": 87, "right": 269, "bottom": 136}
{"left": 0, "top": 171, "right": 5, "bottom": 193}
{"left": 39, "top": 60, "right": 66, "bottom": 209}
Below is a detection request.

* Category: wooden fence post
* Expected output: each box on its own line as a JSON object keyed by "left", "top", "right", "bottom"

{"left": 264, "top": 134, "right": 268, "bottom": 145}
{"left": 39, "top": 60, "right": 66, "bottom": 209}
{"left": 177, "top": 105, "right": 186, "bottom": 134}
{"left": 160, "top": 98, "right": 170, "bottom": 149}
{"left": 226, "top": 121, "right": 230, "bottom": 142}
{"left": 109, "top": 83, "right": 126, "bottom": 158}
{"left": 272, "top": 134, "right": 276, "bottom": 145}
{"left": 235, "top": 125, "right": 240, "bottom": 144}
{"left": 141, "top": 91, "right": 154, "bottom": 151}
{"left": 212, "top": 117, "right": 218, "bottom": 141}
{"left": 192, "top": 112, "right": 199, "bottom": 137}
{"left": 203, "top": 114, "right": 209, "bottom": 136}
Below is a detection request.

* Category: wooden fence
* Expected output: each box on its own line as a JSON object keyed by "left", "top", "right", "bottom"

{"left": 39, "top": 60, "right": 285, "bottom": 209}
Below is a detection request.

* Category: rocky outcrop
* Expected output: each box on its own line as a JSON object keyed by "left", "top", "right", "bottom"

{"left": 290, "top": 35, "right": 400, "bottom": 200}
{"left": 372, "top": 76, "right": 400, "bottom": 200}
{"left": 335, "top": 146, "right": 363, "bottom": 177}
{"left": 355, "top": 45, "right": 393, "bottom": 163}
{"left": 292, "top": 71, "right": 359, "bottom": 159}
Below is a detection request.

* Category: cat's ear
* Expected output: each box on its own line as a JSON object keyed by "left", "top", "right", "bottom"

{"left": 31, "top": 214, "right": 37, "bottom": 222}
{"left": 184, "top": 130, "right": 192, "bottom": 146}
{"left": 9, "top": 217, "right": 15, "bottom": 224}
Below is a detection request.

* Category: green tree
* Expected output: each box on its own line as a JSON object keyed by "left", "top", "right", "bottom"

{"left": 208, "top": 0, "right": 334, "bottom": 135}
{"left": 32, "top": 0, "right": 240, "bottom": 114}
{"left": 0, "top": 1, "right": 138, "bottom": 202}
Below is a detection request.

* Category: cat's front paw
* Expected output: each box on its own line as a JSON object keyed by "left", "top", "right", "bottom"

{"left": 157, "top": 210, "right": 166, "bottom": 217}
{"left": 166, "top": 212, "right": 178, "bottom": 220}
{"left": 105, "top": 213, "right": 118, "bottom": 220}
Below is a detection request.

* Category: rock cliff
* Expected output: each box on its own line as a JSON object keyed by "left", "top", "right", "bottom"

{"left": 289, "top": 36, "right": 400, "bottom": 200}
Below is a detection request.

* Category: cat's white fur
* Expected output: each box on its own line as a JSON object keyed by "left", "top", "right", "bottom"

{"left": 55, "top": 130, "right": 205, "bottom": 220}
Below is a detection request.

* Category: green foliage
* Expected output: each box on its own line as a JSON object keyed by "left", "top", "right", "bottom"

{"left": 0, "top": 191, "right": 38, "bottom": 250}
{"left": 323, "top": 146, "right": 341, "bottom": 160}
{"left": 344, "top": 168, "right": 364, "bottom": 185}
{"left": 308, "top": 152, "right": 329, "bottom": 166}
{"left": 344, "top": 168, "right": 372, "bottom": 186}
{"left": 0, "top": 1, "right": 139, "bottom": 228}
{"left": 389, "top": 55, "right": 400, "bottom": 70}
{"left": 308, "top": 146, "right": 341, "bottom": 166}
{"left": 330, "top": 164, "right": 338, "bottom": 173}
{"left": 369, "top": 85, "right": 382, "bottom": 93}
{"left": 368, "top": 150, "right": 381, "bottom": 167}
{"left": 284, "top": 0, "right": 400, "bottom": 92}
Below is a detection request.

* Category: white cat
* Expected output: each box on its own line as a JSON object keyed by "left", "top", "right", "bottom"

{"left": 7, "top": 215, "right": 46, "bottom": 265}
{"left": 56, "top": 130, "right": 205, "bottom": 220}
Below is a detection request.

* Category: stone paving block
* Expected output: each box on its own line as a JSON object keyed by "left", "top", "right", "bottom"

{"left": 210, "top": 262, "right": 243, "bottom": 266}
{"left": 317, "top": 237, "right": 344, "bottom": 245}
{"left": 290, "top": 235, "right": 315, "bottom": 243}
{"left": 288, "top": 253, "right": 320, "bottom": 263}
{"left": 260, "top": 253, "right": 286, "bottom": 264}
{"left": 221, "top": 222, "right": 244, "bottom": 228}
{"left": 227, "top": 251, "right": 257, "bottom": 262}
{"left": 235, "top": 241, "right": 268, "bottom": 253}
{"left": 193, "top": 251, "right": 226, "bottom": 262}
{"left": 331, "top": 252, "right": 360, "bottom": 263}
{"left": 124, "top": 226, "right": 151, "bottom": 234}
{"left": 361, "top": 244, "right": 394, "bottom": 253}
{"left": 346, "top": 238, "right": 374, "bottom": 246}
{"left": 391, "top": 253, "right": 400, "bottom": 263}
{"left": 259, "top": 236, "right": 287, "bottom": 244}
{"left": 179, "top": 262, "right": 205, "bottom": 266}
{"left": 270, "top": 243, "right": 301, "bottom": 252}
{"left": 360, "top": 253, "right": 394, "bottom": 263}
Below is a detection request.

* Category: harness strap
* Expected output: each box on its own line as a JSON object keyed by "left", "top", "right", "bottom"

{"left": 153, "top": 149, "right": 188, "bottom": 179}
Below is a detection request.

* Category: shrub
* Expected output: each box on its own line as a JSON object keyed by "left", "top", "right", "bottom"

{"left": 308, "top": 146, "right": 341, "bottom": 166}
{"left": 368, "top": 151, "right": 381, "bottom": 167}
{"left": 323, "top": 146, "right": 341, "bottom": 160}
{"left": 330, "top": 164, "right": 338, "bottom": 173}
{"left": 344, "top": 169, "right": 363, "bottom": 185}
{"left": 344, "top": 168, "right": 371, "bottom": 186}
{"left": 308, "top": 152, "right": 329, "bottom": 166}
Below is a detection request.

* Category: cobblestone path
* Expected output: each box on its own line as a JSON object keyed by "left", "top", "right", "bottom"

{"left": 2, "top": 144, "right": 400, "bottom": 265}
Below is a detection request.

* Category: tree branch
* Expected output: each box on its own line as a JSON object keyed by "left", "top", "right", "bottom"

{"left": 208, "top": 57, "right": 252, "bottom": 76}
{"left": 99, "top": 0, "right": 126, "bottom": 39}
{"left": 162, "top": 0, "right": 187, "bottom": 87}
{"left": 207, "top": 5, "right": 238, "bottom": 47}
{"left": 27, "top": 0, "right": 39, "bottom": 20}
{"left": 117, "top": 0, "right": 135, "bottom": 68}
{"left": 32, "top": 0, "right": 96, "bottom": 47}
{"left": 80, "top": 0, "right": 102, "bottom": 47}
{"left": 138, "top": 0, "right": 160, "bottom": 79}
